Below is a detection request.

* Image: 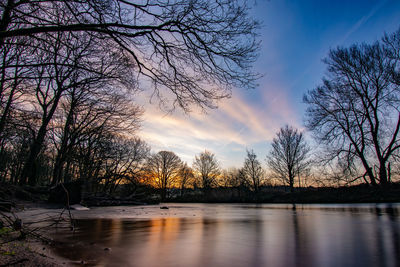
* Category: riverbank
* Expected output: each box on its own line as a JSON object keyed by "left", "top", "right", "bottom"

{"left": 171, "top": 183, "right": 400, "bottom": 203}
{"left": 2, "top": 183, "right": 400, "bottom": 209}
{"left": 0, "top": 232, "right": 69, "bottom": 267}
{"left": 0, "top": 201, "right": 73, "bottom": 266}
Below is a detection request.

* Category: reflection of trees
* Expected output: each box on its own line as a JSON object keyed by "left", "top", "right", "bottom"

{"left": 373, "top": 206, "right": 400, "bottom": 267}
{"left": 290, "top": 205, "right": 312, "bottom": 267}
{"left": 50, "top": 205, "right": 400, "bottom": 267}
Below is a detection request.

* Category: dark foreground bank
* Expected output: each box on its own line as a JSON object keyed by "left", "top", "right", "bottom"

{"left": 170, "top": 183, "right": 400, "bottom": 204}
{"left": 1, "top": 183, "right": 400, "bottom": 209}
{"left": 0, "top": 230, "right": 69, "bottom": 267}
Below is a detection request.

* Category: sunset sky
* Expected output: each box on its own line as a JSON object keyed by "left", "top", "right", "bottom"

{"left": 138, "top": 0, "right": 400, "bottom": 168}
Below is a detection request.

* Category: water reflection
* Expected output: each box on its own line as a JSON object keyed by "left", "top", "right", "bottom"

{"left": 52, "top": 204, "right": 400, "bottom": 267}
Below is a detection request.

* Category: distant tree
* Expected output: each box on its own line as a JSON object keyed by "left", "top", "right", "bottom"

{"left": 178, "top": 163, "right": 195, "bottom": 197}
{"left": 219, "top": 167, "right": 249, "bottom": 199}
{"left": 193, "top": 150, "right": 220, "bottom": 190}
{"left": 220, "top": 168, "right": 237, "bottom": 187}
{"left": 146, "top": 151, "right": 182, "bottom": 201}
{"left": 0, "top": 0, "right": 260, "bottom": 111}
{"left": 304, "top": 27, "right": 400, "bottom": 186}
{"left": 101, "top": 137, "right": 150, "bottom": 195}
{"left": 267, "top": 125, "right": 310, "bottom": 192}
{"left": 242, "top": 149, "right": 264, "bottom": 192}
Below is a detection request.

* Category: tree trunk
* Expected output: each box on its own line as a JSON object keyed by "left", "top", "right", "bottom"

{"left": 64, "top": 159, "right": 72, "bottom": 183}
{"left": 161, "top": 187, "right": 166, "bottom": 201}
{"left": 0, "top": 81, "right": 17, "bottom": 140}
{"left": 20, "top": 91, "right": 63, "bottom": 185}
{"left": 0, "top": 0, "right": 14, "bottom": 48}
{"left": 360, "top": 157, "right": 377, "bottom": 185}
{"left": 378, "top": 162, "right": 388, "bottom": 185}
{"left": 52, "top": 104, "right": 74, "bottom": 185}
{"left": 19, "top": 125, "right": 47, "bottom": 185}
{"left": 289, "top": 169, "right": 294, "bottom": 192}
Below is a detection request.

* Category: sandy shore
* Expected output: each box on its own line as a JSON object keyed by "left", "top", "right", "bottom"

{"left": 0, "top": 237, "right": 70, "bottom": 267}
{"left": 1, "top": 203, "right": 73, "bottom": 267}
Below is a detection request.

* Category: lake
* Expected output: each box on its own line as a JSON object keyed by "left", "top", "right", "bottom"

{"left": 50, "top": 203, "right": 400, "bottom": 267}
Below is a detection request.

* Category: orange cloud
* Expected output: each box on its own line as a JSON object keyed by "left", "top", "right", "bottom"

{"left": 138, "top": 85, "right": 301, "bottom": 167}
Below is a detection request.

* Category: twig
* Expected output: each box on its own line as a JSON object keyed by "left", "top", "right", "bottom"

{"left": 58, "top": 183, "right": 75, "bottom": 231}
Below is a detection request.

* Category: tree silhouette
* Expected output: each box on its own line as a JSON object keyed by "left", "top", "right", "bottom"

{"left": 146, "top": 151, "right": 182, "bottom": 201}
{"left": 193, "top": 150, "right": 220, "bottom": 190}
{"left": 178, "top": 163, "right": 195, "bottom": 197}
{"left": 242, "top": 149, "right": 264, "bottom": 192}
{"left": 304, "top": 27, "right": 400, "bottom": 186}
{"left": 0, "top": 0, "right": 260, "bottom": 111}
{"left": 267, "top": 125, "right": 310, "bottom": 192}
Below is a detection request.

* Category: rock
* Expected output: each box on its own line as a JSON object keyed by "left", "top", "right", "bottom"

{"left": 160, "top": 206, "right": 169, "bottom": 209}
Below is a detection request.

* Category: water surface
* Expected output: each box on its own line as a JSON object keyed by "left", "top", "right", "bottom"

{"left": 52, "top": 203, "right": 400, "bottom": 267}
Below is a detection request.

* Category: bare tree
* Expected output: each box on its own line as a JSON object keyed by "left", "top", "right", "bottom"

{"left": 219, "top": 167, "right": 249, "bottom": 199}
{"left": 100, "top": 137, "right": 150, "bottom": 196}
{"left": 17, "top": 29, "right": 135, "bottom": 185}
{"left": 178, "top": 162, "right": 194, "bottom": 197}
{"left": 267, "top": 125, "right": 310, "bottom": 192}
{"left": 219, "top": 168, "right": 236, "bottom": 187}
{"left": 146, "top": 151, "right": 182, "bottom": 201}
{"left": 51, "top": 72, "right": 141, "bottom": 186}
{"left": 304, "top": 27, "right": 400, "bottom": 186}
{"left": 193, "top": 150, "right": 220, "bottom": 190}
{"left": 0, "top": 37, "right": 29, "bottom": 141}
{"left": 67, "top": 94, "right": 142, "bottom": 194}
{"left": 0, "top": 0, "right": 260, "bottom": 111}
{"left": 242, "top": 149, "right": 264, "bottom": 192}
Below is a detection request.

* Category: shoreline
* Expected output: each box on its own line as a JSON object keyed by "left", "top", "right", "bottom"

{"left": 0, "top": 236, "right": 70, "bottom": 267}
{"left": 0, "top": 203, "right": 73, "bottom": 267}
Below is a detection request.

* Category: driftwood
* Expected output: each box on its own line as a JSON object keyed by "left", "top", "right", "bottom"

{"left": 0, "top": 183, "right": 75, "bottom": 246}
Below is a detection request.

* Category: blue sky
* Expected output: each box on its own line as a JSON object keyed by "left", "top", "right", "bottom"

{"left": 138, "top": 0, "right": 400, "bottom": 168}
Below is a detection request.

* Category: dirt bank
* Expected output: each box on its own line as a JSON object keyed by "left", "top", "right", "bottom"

{"left": 0, "top": 236, "right": 69, "bottom": 267}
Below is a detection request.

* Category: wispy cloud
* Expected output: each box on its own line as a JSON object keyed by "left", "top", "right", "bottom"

{"left": 338, "top": 0, "right": 387, "bottom": 45}
{"left": 138, "top": 85, "right": 299, "bottom": 167}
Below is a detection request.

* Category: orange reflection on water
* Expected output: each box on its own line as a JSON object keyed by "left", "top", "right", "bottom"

{"left": 51, "top": 204, "right": 400, "bottom": 267}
